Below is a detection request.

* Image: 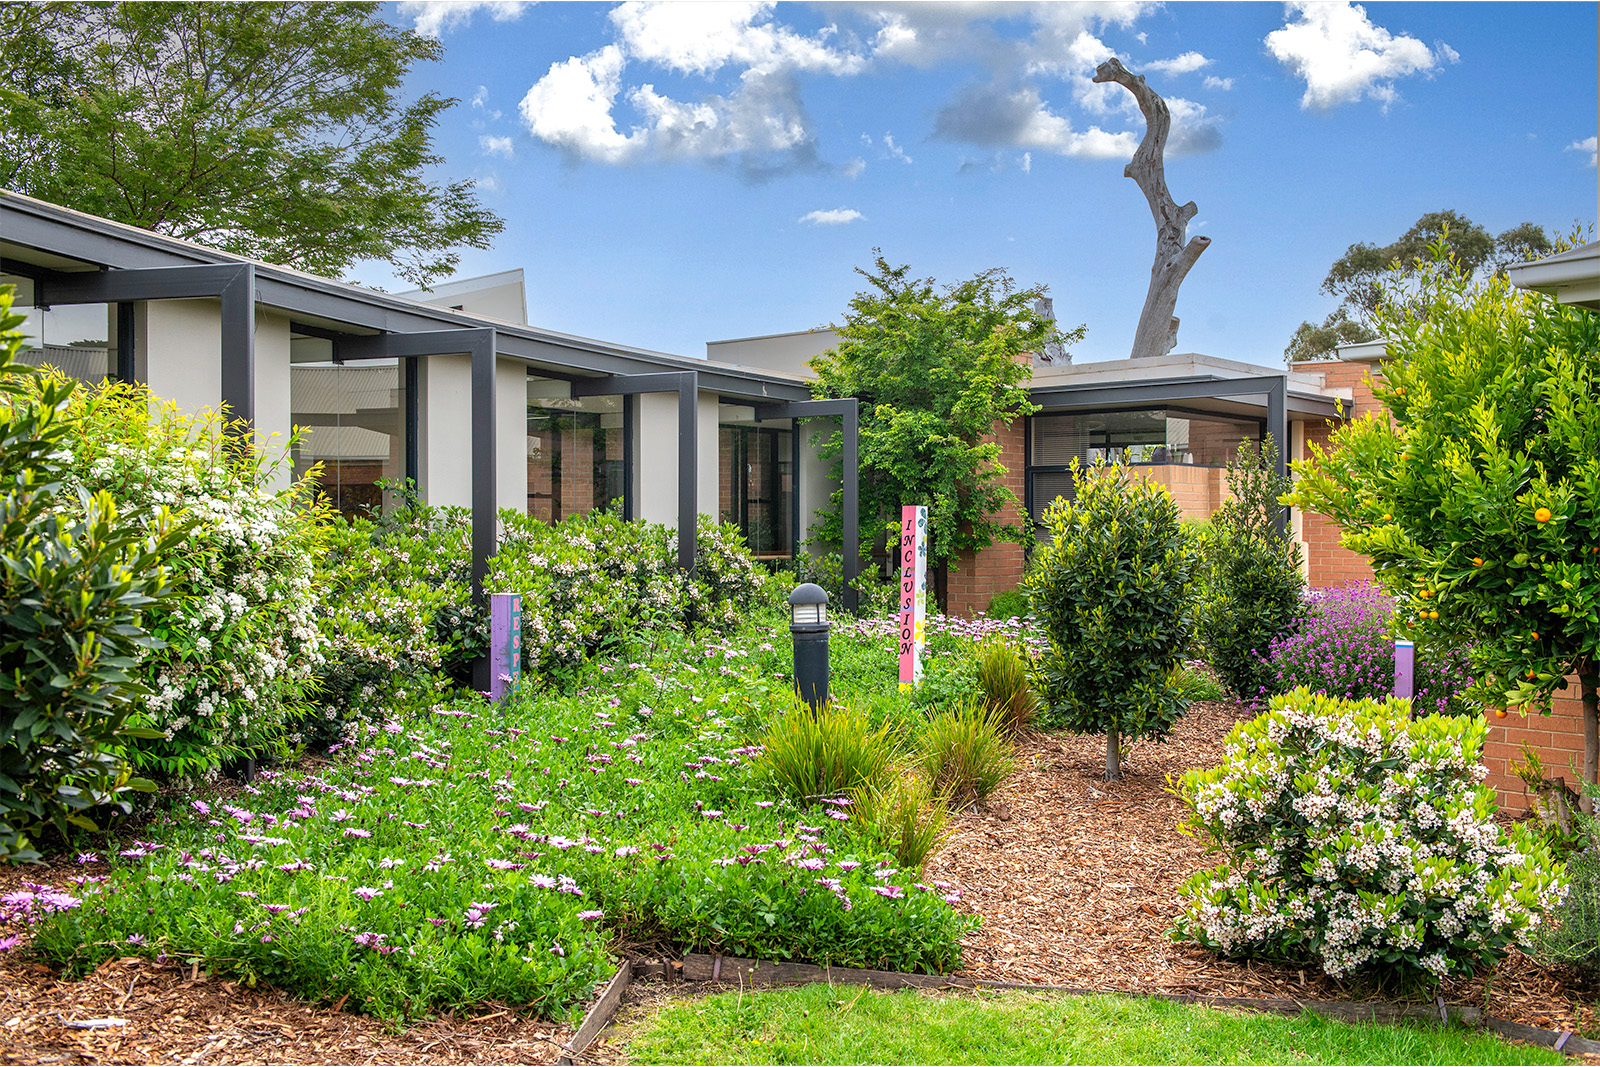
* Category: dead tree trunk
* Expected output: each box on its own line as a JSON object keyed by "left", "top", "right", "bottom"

{"left": 1092, "top": 58, "right": 1211, "bottom": 360}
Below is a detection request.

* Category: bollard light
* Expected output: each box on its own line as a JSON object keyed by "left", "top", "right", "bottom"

{"left": 788, "top": 583, "right": 830, "bottom": 713}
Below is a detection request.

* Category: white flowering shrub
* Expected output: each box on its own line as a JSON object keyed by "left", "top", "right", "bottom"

{"left": 45, "top": 379, "right": 326, "bottom": 780}
{"left": 1174, "top": 687, "right": 1565, "bottom": 983}
{"left": 308, "top": 505, "right": 467, "bottom": 743}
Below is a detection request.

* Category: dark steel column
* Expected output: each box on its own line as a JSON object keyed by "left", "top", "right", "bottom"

{"left": 404, "top": 356, "right": 419, "bottom": 492}
{"left": 1267, "top": 376, "right": 1288, "bottom": 536}
{"left": 115, "top": 302, "right": 136, "bottom": 384}
{"left": 840, "top": 401, "right": 860, "bottom": 613}
{"left": 470, "top": 333, "right": 499, "bottom": 690}
{"left": 219, "top": 265, "right": 256, "bottom": 433}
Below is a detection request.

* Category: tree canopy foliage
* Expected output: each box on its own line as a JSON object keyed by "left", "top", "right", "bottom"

{"left": 1285, "top": 210, "right": 1558, "bottom": 362}
{"left": 0, "top": 1, "right": 501, "bottom": 287}
{"left": 1287, "top": 240, "right": 1600, "bottom": 791}
{"left": 809, "top": 255, "right": 1080, "bottom": 596}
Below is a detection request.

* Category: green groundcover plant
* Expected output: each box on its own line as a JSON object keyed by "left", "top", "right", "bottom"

{"left": 3, "top": 607, "right": 993, "bottom": 1018}
{"left": 1175, "top": 688, "right": 1565, "bottom": 983}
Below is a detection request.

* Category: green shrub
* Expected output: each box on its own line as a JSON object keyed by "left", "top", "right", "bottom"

{"left": 39, "top": 375, "right": 327, "bottom": 779}
{"left": 975, "top": 638, "right": 1039, "bottom": 734}
{"left": 849, "top": 775, "right": 953, "bottom": 872}
{"left": 756, "top": 699, "right": 896, "bottom": 806}
{"left": 1175, "top": 688, "right": 1565, "bottom": 984}
{"left": 1170, "top": 663, "right": 1226, "bottom": 703}
{"left": 1026, "top": 461, "right": 1199, "bottom": 780}
{"left": 0, "top": 287, "right": 180, "bottom": 859}
{"left": 984, "top": 587, "right": 1029, "bottom": 621}
{"left": 1536, "top": 847, "right": 1600, "bottom": 984}
{"left": 917, "top": 701, "right": 1015, "bottom": 809}
{"left": 1196, "top": 436, "right": 1305, "bottom": 699}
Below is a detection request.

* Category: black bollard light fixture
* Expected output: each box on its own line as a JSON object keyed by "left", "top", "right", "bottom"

{"left": 788, "top": 583, "right": 830, "bottom": 713}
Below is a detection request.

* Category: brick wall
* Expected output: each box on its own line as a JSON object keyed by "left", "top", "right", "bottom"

{"left": 947, "top": 417, "right": 1028, "bottom": 617}
{"left": 1482, "top": 685, "right": 1588, "bottom": 812}
{"left": 1296, "top": 359, "right": 1383, "bottom": 589}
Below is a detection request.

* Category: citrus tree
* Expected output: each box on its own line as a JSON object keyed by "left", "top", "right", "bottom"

{"left": 1026, "top": 462, "right": 1198, "bottom": 780}
{"left": 1287, "top": 240, "right": 1600, "bottom": 795}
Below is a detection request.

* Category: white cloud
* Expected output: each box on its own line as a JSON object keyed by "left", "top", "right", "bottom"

{"left": 401, "top": 1, "right": 531, "bottom": 38}
{"left": 1021, "top": 151, "right": 1032, "bottom": 173}
{"left": 1569, "top": 135, "right": 1598, "bottom": 167}
{"left": 1203, "top": 75, "right": 1234, "bottom": 91}
{"left": 1144, "top": 51, "right": 1212, "bottom": 76}
{"left": 609, "top": 1, "right": 863, "bottom": 77}
{"left": 516, "top": 2, "right": 1225, "bottom": 175}
{"left": 474, "top": 171, "right": 505, "bottom": 195}
{"left": 799, "top": 208, "right": 863, "bottom": 225}
{"left": 519, "top": 46, "right": 642, "bottom": 165}
{"left": 470, "top": 85, "right": 489, "bottom": 109}
{"left": 479, "top": 134, "right": 515, "bottom": 158}
{"left": 1265, "top": 1, "right": 1446, "bottom": 110}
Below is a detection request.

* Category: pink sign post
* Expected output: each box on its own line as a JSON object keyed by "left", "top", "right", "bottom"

{"left": 897, "top": 505, "right": 929, "bottom": 691}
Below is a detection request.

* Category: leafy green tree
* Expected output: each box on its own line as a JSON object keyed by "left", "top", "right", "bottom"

{"left": 0, "top": 1, "right": 501, "bottom": 287}
{"left": 1026, "top": 462, "right": 1198, "bottom": 780}
{"left": 1287, "top": 241, "right": 1600, "bottom": 799}
{"left": 1196, "top": 435, "right": 1305, "bottom": 699}
{"left": 0, "top": 287, "right": 181, "bottom": 861}
{"left": 809, "top": 254, "right": 1080, "bottom": 608}
{"left": 1286, "top": 210, "right": 1556, "bottom": 362}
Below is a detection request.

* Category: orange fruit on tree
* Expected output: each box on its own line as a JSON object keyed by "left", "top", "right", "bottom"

{"left": 1472, "top": 557, "right": 1484, "bottom": 567}
{"left": 1495, "top": 709, "right": 1507, "bottom": 719}
{"left": 1420, "top": 589, "right": 1434, "bottom": 598}
{"left": 1429, "top": 610, "right": 1439, "bottom": 620}
{"left": 1535, "top": 507, "right": 1552, "bottom": 523}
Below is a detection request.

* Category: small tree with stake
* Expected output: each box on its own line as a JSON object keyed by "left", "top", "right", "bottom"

{"left": 1026, "top": 462, "right": 1198, "bottom": 780}
{"left": 1288, "top": 238, "right": 1600, "bottom": 805}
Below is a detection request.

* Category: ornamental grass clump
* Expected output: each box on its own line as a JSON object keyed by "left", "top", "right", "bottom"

{"left": 974, "top": 638, "right": 1039, "bottom": 735}
{"left": 849, "top": 775, "right": 953, "bottom": 872}
{"left": 916, "top": 701, "right": 1014, "bottom": 809}
{"left": 1174, "top": 687, "right": 1565, "bottom": 984}
{"left": 1264, "top": 582, "right": 1475, "bottom": 716}
{"left": 755, "top": 699, "right": 896, "bottom": 807}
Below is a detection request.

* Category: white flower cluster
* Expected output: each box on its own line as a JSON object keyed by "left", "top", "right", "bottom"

{"left": 1176, "top": 687, "right": 1566, "bottom": 982}
{"left": 62, "top": 392, "right": 326, "bottom": 776}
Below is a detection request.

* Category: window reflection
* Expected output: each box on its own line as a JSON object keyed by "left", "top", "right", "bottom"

{"left": 719, "top": 405, "right": 793, "bottom": 559}
{"left": 526, "top": 375, "right": 624, "bottom": 521}
{"left": 1, "top": 274, "right": 114, "bottom": 385}
{"left": 290, "top": 349, "right": 406, "bottom": 521}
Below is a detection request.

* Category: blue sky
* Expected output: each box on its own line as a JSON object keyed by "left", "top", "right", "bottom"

{"left": 359, "top": 1, "right": 1598, "bottom": 366}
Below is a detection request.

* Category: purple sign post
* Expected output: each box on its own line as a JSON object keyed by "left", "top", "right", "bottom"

{"left": 490, "top": 592, "right": 522, "bottom": 703}
{"left": 1394, "top": 638, "right": 1415, "bottom": 708}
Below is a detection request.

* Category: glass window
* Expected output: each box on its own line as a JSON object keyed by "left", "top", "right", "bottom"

{"left": 290, "top": 352, "right": 407, "bottom": 521}
{"left": 719, "top": 405, "right": 793, "bottom": 558}
{"left": 1027, "top": 407, "right": 1262, "bottom": 523}
{"left": 1, "top": 274, "right": 114, "bottom": 385}
{"left": 526, "top": 375, "right": 624, "bottom": 521}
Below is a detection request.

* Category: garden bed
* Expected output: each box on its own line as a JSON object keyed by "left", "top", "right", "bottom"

{"left": 926, "top": 699, "right": 1598, "bottom": 1035}
{"left": 2, "top": 688, "right": 1596, "bottom": 1061}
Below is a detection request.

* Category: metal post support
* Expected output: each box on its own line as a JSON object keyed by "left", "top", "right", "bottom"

{"left": 1266, "top": 376, "right": 1288, "bottom": 537}
{"left": 678, "top": 374, "right": 698, "bottom": 576}
{"left": 841, "top": 403, "right": 860, "bottom": 612}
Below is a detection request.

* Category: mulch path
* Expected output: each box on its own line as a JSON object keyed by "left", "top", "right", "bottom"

{"left": 4, "top": 697, "right": 1598, "bottom": 1064}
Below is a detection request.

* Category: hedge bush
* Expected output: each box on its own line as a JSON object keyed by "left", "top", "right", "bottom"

{"left": 0, "top": 288, "right": 180, "bottom": 859}
{"left": 1175, "top": 688, "right": 1564, "bottom": 983}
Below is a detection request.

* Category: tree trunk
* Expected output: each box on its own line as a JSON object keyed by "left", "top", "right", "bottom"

{"left": 1106, "top": 724, "right": 1121, "bottom": 781}
{"left": 1092, "top": 58, "right": 1211, "bottom": 360}
{"left": 1582, "top": 662, "right": 1598, "bottom": 815}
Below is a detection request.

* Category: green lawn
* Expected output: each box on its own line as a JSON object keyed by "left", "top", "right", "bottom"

{"left": 620, "top": 983, "right": 1563, "bottom": 1066}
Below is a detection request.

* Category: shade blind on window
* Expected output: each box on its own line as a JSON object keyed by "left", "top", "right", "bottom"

{"left": 1031, "top": 415, "right": 1091, "bottom": 467}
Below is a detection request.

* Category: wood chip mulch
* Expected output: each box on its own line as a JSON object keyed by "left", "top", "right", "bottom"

{"left": 925, "top": 698, "right": 1600, "bottom": 1034}
{"left": 4, "top": 697, "right": 1599, "bottom": 1065}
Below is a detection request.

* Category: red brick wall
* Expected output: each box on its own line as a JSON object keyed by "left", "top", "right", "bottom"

{"left": 947, "top": 417, "right": 1028, "bottom": 618}
{"left": 1482, "top": 685, "right": 1587, "bottom": 812}
{"left": 1296, "top": 360, "right": 1383, "bottom": 589}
